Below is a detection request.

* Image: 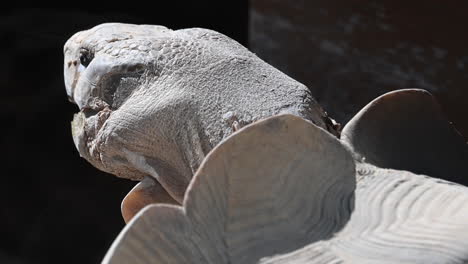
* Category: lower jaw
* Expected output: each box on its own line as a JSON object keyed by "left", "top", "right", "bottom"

{"left": 71, "top": 105, "right": 112, "bottom": 166}
{"left": 71, "top": 111, "right": 94, "bottom": 162}
{"left": 72, "top": 108, "right": 181, "bottom": 223}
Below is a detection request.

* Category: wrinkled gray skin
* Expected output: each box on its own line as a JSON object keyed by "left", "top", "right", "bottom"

{"left": 64, "top": 23, "right": 337, "bottom": 202}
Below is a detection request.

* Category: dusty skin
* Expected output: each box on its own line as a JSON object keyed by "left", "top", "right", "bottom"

{"left": 64, "top": 23, "right": 468, "bottom": 263}
{"left": 64, "top": 23, "right": 338, "bottom": 205}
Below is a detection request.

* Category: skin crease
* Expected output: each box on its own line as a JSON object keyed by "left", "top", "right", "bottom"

{"left": 62, "top": 25, "right": 468, "bottom": 263}
{"left": 64, "top": 23, "right": 338, "bottom": 204}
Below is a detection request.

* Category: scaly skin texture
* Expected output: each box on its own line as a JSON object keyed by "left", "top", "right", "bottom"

{"left": 64, "top": 23, "right": 337, "bottom": 202}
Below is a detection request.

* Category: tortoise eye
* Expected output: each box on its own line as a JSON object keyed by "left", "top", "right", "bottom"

{"left": 79, "top": 48, "right": 94, "bottom": 67}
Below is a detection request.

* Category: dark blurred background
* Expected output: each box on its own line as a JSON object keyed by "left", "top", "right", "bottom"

{"left": 250, "top": 0, "right": 468, "bottom": 138}
{"left": 1, "top": 2, "right": 468, "bottom": 264}
{"left": 0, "top": 6, "right": 247, "bottom": 264}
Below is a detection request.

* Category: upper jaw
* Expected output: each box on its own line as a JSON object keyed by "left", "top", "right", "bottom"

{"left": 70, "top": 55, "right": 118, "bottom": 110}
{"left": 67, "top": 53, "right": 147, "bottom": 110}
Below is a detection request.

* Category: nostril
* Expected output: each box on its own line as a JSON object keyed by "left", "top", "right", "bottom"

{"left": 73, "top": 60, "right": 77, "bottom": 66}
{"left": 67, "top": 61, "right": 72, "bottom": 68}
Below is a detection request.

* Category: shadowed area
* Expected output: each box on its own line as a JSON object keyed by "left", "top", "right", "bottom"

{"left": 0, "top": 7, "right": 247, "bottom": 264}
{"left": 103, "top": 115, "right": 356, "bottom": 264}
{"left": 342, "top": 89, "right": 468, "bottom": 185}
{"left": 250, "top": 0, "right": 468, "bottom": 138}
{"left": 121, "top": 176, "right": 178, "bottom": 223}
{"left": 102, "top": 114, "right": 468, "bottom": 264}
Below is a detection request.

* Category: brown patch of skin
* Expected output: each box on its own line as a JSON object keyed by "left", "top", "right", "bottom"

{"left": 121, "top": 176, "right": 179, "bottom": 223}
